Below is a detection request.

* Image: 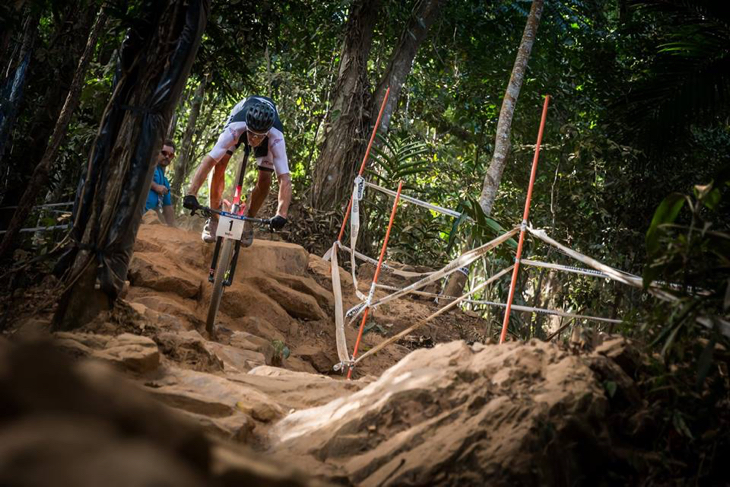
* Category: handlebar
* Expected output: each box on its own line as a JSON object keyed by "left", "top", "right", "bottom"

{"left": 193, "top": 204, "right": 271, "bottom": 226}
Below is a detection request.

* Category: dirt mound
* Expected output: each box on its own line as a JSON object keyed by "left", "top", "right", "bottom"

{"left": 125, "top": 222, "right": 486, "bottom": 376}
{"left": 10, "top": 223, "right": 675, "bottom": 485}
{"left": 0, "top": 339, "right": 322, "bottom": 486}
{"left": 269, "top": 339, "right": 625, "bottom": 486}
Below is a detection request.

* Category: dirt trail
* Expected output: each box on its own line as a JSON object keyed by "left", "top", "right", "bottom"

{"left": 3, "top": 220, "right": 657, "bottom": 485}
{"left": 126, "top": 217, "right": 486, "bottom": 377}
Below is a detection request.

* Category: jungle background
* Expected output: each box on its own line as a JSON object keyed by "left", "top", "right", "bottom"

{"left": 0, "top": 0, "right": 729, "bottom": 481}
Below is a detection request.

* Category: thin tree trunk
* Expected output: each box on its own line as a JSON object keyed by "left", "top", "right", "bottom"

{"left": 189, "top": 98, "right": 215, "bottom": 165}
{"left": 53, "top": 0, "right": 208, "bottom": 330}
{"left": 371, "top": 0, "right": 447, "bottom": 135}
{"left": 171, "top": 74, "right": 208, "bottom": 208}
{"left": 479, "top": 0, "right": 544, "bottom": 215}
{"left": 311, "top": 0, "right": 381, "bottom": 210}
{"left": 0, "top": 8, "right": 108, "bottom": 260}
{"left": 443, "top": 0, "right": 543, "bottom": 304}
{"left": 607, "top": 286, "right": 623, "bottom": 334}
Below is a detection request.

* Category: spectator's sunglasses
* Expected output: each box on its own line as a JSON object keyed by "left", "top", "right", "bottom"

{"left": 161, "top": 149, "right": 175, "bottom": 159}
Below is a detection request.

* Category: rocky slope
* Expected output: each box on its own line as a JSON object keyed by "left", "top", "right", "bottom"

{"left": 3, "top": 220, "right": 665, "bottom": 485}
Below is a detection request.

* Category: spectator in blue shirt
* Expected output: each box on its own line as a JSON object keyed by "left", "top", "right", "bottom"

{"left": 145, "top": 140, "right": 176, "bottom": 227}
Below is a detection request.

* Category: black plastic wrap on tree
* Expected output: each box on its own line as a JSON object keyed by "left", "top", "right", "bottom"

{"left": 0, "top": 53, "right": 31, "bottom": 169}
{"left": 67, "top": 0, "right": 209, "bottom": 298}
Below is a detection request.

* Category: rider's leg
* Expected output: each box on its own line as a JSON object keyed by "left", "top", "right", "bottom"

{"left": 240, "top": 170, "right": 273, "bottom": 247}
{"left": 245, "top": 170, "right": 273, "bottom": 218}
{"left": 190, "top": 153, "right": 231, "bottom": 242}
{"left": 209, "top": 155, "right": 231, "bottom": 211}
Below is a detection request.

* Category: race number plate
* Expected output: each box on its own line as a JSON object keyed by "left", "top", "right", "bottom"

{"left": 216, "top": 212, "right": 245, "bottom": 240}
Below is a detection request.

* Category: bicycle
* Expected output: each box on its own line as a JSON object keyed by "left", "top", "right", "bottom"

{"left": 185, "top": 144, "right": 270, "bottom": 337}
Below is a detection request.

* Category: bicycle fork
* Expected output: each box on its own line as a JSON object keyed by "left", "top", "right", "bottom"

{"left": 208, "top": 238, "right": 243, "bottom": 286}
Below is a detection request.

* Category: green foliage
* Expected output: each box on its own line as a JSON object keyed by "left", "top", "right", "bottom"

{"left": 446, "top": 196, "right": 516, "bottom": 254}
{"left": 368, "top": 134, "right": 431, "bottom": 189}
{"left": 642, "top": 170, "right": 730, "bottom": 359}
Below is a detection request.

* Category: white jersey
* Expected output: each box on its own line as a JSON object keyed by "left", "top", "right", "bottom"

{"left": 208, "top": 96, "right": 289, "bottom": 176}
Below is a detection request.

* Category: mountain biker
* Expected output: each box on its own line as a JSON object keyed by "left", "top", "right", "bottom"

{"left": 183, "top": 96, "right": 291, "bottom": 245}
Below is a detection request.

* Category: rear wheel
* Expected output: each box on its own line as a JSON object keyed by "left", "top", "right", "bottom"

{"left": 206, "top": 238, "right": 235, "bottom": 337}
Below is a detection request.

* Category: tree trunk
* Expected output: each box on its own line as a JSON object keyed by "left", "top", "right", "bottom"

{"left": 371, "top": 0, "right": 447, "bottom": 135}
{"left": 479, "top": 0, "right": 544, "bottom": 216}
{"left": 310, "top": 0, "right": 381, "bottom": 210}
{"left": 0, "top": 9, "right": 39, "bottom": 169}
{"left": 0, "top": 8, "right": 108, "bottom": 261}
{"left": 171, "top": 74, "right": 208, "bottom": 208}
{"left": 443, "top": 0, "right": 543, "bottom": 304}
{"left": 53, "top": 0, "right": 209, "bottom": 330}
{"left": 0, "top": 4, "right": 94, "bottom": 230}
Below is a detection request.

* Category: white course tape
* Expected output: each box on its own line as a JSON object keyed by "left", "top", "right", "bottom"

{"left": 329, "top": 242, "right": 351, "bottom": 365}
{"left": 354, "top": 266, "right": 514, "bottom": 365}
{"left": 349, "top": 180, "right": 367, "bottom": 301}
{"left": 363, "top": 181, "right": 463, "bottom": 219}
{"left": 527, "top": 226, "right": 730, "bottom": 338}
{"left": 356, "top": 227, "right": 519, "bottom": 317}
{"left": 521, "top": 259, "right": 612, "bottom": 279}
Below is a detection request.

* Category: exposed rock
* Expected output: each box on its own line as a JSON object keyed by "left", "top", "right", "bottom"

{"left": 294, "top": 344, "right": 337, "bottom": 374}
{"left": 0, "top": 340, "right": 322, "bottom": 486}
{"left": 128, "top": 252, "right": 202, "bottom": 299}
{"left": 233, "top": 316, "right": 285, "bottom": 343}
{"left": 94, "top": 333, "right": 160, "bottom": 374}
{"left": 252, "top": 275, "right": 327, "bottom": 321}
{"left": 227, "top": 330, "right": 276, "bottom": 365}
{"left": 271, "top": 340, "right": 615, "bottom": 486}
{"left": 593, "top": 336, "right": 642, "bottom": 377}
{"left": 55, "top": 332, "right": 111, "bottom": 350}
{"left": 149, "top": 367, "right": 285, "bottom": 424}
{"left": 271, "top": 272, "right": 335, "bottom": 313}
{"left": 156, "top": 331, "right": 224, "bottom": 373}
{"left": 0, "top": 416, "right": 208, "bottom": 487}
{"left": 185, "top": 412, "right": 256, "bottom": 444}
{"left": 236, "top": 366, "right": 364, "bottom": 410}
{"left": 307, "top": 254, "right": 353, "bottom": 290}
{"left": 205, "top": 239, "right": 310, "bottom": 278}
{"left": 218, "top": 285, "right": 294, "bottom": 334}
{"left": 0, "top": 341, "right": 210, "bottom": 482}
{"left": 205, "top": 341, "right": 266, "bottom": 373}
{"left": 212, "top": 442, "right": 332, "bottom": 487}
{"left": 55, "top": 332, "right": 160, "bottom": 374}
{"left": 285, "top": 356, "right": 319, "bottom": 374}
{"left": 129, "top": 292, "right": 201, "bottom": 329}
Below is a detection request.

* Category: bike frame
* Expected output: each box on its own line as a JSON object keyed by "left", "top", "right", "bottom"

{"left": 203, "top": 144, "right": 269, "bottom": 286}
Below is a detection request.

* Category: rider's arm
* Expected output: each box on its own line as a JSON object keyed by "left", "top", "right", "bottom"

{"left": 187, "top": 122, "right": 245, "bottom": 196}
{"left": 188, "top": 154, "right": 220, "bottom": 195}
{"left": 268, "top": 129, "right": 291, "bottom": 218}
{"left": 276, "top": 173, "right": 292, "bottom": 218}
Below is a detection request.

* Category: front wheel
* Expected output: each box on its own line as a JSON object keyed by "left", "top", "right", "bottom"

{"left": 206, "top": 238, "right": 235, "bottom": 337}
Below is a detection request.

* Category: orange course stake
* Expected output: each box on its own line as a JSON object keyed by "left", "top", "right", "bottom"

{"left": 347, "top": 180, "right": 403, "bottom": 379}
{"left": 499, "top": 95, "right": 551, "bottom": 344}
{"left": 337, "top": 87, "right": 391, "bottom": 243}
